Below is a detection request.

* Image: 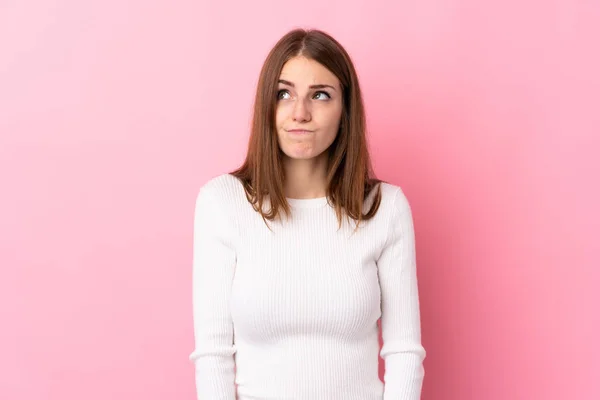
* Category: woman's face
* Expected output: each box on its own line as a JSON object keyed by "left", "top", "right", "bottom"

{"left": 275, "top": 56, "right": 343, "bottom": 162}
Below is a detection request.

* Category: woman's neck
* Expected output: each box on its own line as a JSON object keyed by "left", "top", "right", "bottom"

{"left": 283, "top": 155, "right": 328, "bottom": 199}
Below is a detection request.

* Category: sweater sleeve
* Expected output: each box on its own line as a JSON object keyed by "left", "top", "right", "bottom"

{"left": 377, "top": 188, "right": 426, "bottom": 400}
{"left": 189, "top": 183, "right": 237, "bottom": 399}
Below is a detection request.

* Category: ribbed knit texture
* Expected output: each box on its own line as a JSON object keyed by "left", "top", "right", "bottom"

{"left": 189, "top": 173, "right": 426, "bottom": 400}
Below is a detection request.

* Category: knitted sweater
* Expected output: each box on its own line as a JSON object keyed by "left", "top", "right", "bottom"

{"left": 189, "top": 173, "right": 425, "bottom": 399}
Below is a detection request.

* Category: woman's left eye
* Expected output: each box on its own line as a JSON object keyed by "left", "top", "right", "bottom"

{"left": 314, "top": 91, "right": 331, "bottom": 100}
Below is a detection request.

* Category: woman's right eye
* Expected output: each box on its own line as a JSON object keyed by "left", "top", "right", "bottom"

{"left": 277, "top": 90, "right": 290, "bottom": 100}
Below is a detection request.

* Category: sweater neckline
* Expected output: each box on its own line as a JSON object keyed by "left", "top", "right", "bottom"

{"left": 286, "top": 196, "right": 328, "bottom": 208}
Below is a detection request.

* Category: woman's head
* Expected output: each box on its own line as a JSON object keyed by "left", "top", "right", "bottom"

{"left": 275, "top": 55, "right": 342, "bottom": 164}
{"left": 231, "top": 28, "right": 382, "bottom": 228}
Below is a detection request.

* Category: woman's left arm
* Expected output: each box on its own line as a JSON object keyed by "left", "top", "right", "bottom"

{"left": 376, "top": 188, "right": 426, "bottom": 400}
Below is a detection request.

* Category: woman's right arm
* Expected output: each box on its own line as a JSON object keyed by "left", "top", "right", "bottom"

{"left": 189, "top": 182, "right": 237, "bottom": 399}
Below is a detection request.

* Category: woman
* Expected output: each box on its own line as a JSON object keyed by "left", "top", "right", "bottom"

{"left": 189, "top": 28, "right": 426, "bottom": 399}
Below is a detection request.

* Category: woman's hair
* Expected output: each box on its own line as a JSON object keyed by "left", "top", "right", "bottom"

{"left": 231, "top": 28, "right": 383, "bottom": 230}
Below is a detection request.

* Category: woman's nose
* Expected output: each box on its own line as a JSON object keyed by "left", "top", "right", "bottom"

{"left": 292, "top": 98, "right": 311, "bottom": 122}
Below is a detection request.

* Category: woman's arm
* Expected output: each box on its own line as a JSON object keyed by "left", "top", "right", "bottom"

{"left": 377, "top": 187, "right": 426, "bottom": 400}
{"left": 189, "top": 182, "right": 237, "bottom": 399}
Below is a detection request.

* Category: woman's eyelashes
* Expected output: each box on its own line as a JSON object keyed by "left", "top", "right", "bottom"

{"left": 277, "top": 89, "right": 331, "bottom": 101}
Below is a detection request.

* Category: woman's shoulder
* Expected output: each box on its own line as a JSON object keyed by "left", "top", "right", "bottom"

{"left": 199, "top": 172, "right": 241, "bottom": 192}
{"left": 195, "top": 173, "right": 245, "bottom": 206}
{"left": 374, "top": 180, "right": 412, "bottom": 214}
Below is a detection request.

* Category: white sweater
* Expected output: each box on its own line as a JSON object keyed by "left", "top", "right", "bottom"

{"left": 189, "top": 173, "right": 426, "bottom": 400}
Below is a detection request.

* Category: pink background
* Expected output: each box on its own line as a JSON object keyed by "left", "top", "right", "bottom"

{"left": 1, "top": 1, "right": 598, "bottom": 399}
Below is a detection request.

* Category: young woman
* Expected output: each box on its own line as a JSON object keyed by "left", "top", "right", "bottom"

{"left": 189, "top": 28, "right": 426, "bottom": 399}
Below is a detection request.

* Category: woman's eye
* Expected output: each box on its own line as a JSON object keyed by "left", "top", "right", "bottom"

{"left": 314, "top": 91, "right": 331, "bottom": 100}
{"left": 277, "top": 90, "right": 290, "bottom": 100}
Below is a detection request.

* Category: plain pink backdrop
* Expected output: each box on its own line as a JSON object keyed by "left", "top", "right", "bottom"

{"left": 1, "top": 1, "right": 598, "bottom": 399}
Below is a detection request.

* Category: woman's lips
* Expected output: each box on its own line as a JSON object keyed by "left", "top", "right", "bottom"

{"left": 288, "top": 129, "right": 313, "bottom": 134}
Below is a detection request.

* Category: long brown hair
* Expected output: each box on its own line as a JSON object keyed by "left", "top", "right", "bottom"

{"left": 231, "top": 28, "right": 383, "bottom": 230}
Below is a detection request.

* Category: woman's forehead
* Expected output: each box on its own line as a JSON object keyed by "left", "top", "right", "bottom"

{"left": 279, "top": 57, "right": 340, "bottom": 88}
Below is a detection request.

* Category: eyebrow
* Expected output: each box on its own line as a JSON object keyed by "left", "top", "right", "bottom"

{"left": 278, "top": 79, "right": 337, "bottom": 91}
